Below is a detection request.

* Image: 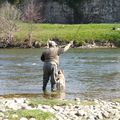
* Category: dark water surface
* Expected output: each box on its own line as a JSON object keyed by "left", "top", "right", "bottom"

{"left": 0, "top": 48, "right": 120, "bottom": 100}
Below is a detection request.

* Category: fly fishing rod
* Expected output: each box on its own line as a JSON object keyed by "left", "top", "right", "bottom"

{"left": 71, "top": 24, "right": 81, "bottom": 47}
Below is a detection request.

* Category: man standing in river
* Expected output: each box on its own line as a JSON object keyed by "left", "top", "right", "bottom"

{"left": 41, "top": 40, "right": 73, "bottom": 92}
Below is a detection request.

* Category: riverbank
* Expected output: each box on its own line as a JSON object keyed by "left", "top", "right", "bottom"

{"left": 0, "top": 38, "right": 117, "bottom": 49}
{"left": 0, "top": 96, "right": 120, "bottom": 120}
{"left": 0, "top": 23, "right": 120, "bottom": 48}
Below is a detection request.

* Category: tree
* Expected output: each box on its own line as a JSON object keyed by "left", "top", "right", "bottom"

{"left": 21, "top": 0, "right": 42, "bottom": 47}
{"left": 0, "top": 2, "right": 20, "bottom": 47}
{"left": 8, "top": 0, "right": 21, "bottom": 4}
{"left": 0, "top": 0, "right": 22, "bottom": 5}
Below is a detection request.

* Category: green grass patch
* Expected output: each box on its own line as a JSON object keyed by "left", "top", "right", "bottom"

{"left": 4, "top": 99, "right": 96, "bottom": 120}
{"left": 79, "top": 101, "right": 96, "bottom": 106}
{"left": 28, "top": 97, "right": 96, "bottom": 107}
{"left": 112, "top": 98, "right": 120, "bottom": 103}
{"left": 5, "top": 109, "right": 55, "bottom": 120}
{"left": 29, "top": 98, "right": 75, "bottom": 107}
{"left": 12, "top": 22, "right": 120, "bottom": 46}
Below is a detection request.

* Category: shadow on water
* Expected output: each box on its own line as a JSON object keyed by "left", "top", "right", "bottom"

{"left": 43, "top": 91, "right": 65, "bottom": 100}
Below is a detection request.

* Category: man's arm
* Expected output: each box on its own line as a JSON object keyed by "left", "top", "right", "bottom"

{"left": 57, "top": 41, "right": 73, "bottom": 55}
{"left": 63, "top": 41, "right": 73, "bottom": 52}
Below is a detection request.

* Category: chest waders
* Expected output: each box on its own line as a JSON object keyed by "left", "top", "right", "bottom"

{"left": 43, "top": 62, "right": 58, "bottom": 92}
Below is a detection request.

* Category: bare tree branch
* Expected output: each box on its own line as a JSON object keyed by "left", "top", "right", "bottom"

{"left": 21, "top": 0, "right": 42, "bottom": 47}
{"left": 0, "top": 2, "right": 20, "bottom": 45}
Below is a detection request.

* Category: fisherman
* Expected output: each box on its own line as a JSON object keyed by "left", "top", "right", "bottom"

{"left": 41, "top": 40, "right": 73, "bottom": 92}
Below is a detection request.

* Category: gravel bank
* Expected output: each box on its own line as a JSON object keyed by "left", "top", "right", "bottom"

{"left": 0, "top": 97, "right": 120, "bottom": 120}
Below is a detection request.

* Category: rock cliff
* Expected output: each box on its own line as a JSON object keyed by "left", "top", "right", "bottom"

{"left": 23, "top": 0, "right": 120, "bottom": 23}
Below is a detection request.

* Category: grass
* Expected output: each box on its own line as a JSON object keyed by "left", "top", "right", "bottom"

{"left": 3, "top": 97, "right": 119, "bottom": 120}
{"left": 3, "top": 97, "right": 96, "bottom": 120}
{"left": 112, "top": 98, "right": 120, "bottom": 103}
{"left": 28, "top": 98, "right": 74, "bottom": 107}
{"left": 28, "top": 97, "right": 96, "bottom": 107}
{"left": 4, "top": 110, "right": 55, "bottom": 120}
{"left": 14, "top": 22, "right": 120, "bottom": 46}
{"left": 4, "top": 99, "right": 95, "bottom": 120}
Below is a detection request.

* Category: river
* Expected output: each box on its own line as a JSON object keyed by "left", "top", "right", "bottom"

{"left": 0, "top": 48, "right": 120, "bottom": 100}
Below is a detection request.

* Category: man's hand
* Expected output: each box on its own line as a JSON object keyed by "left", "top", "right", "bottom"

{"left": 69, "top": 41, "right": 74, "bottom": 45}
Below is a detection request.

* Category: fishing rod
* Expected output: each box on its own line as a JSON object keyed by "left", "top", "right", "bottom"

{"left": 58, "top": 24, "right": 81, "bottom": 48}
{"left": 73, "top": 24, "right": 81, "bottom": 40}
{"left": 71, "top": 24, "right": 81, "bottom": 47}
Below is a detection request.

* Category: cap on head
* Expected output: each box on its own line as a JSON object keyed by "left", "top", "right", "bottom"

{"left": 48, "top": 40, "right": 57, "bottom": 47}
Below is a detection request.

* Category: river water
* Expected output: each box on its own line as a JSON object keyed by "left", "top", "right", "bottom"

{"left": 0, "top": 48, "right": 120, "bottom": 100}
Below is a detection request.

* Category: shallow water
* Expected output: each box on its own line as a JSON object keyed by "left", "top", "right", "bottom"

{"left": 0, "top": 48, "right": 120, "bottom": 100}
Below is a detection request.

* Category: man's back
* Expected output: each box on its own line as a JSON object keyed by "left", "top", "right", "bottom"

{"left": 42, "top": 46, "right": 63, "bottom": 65}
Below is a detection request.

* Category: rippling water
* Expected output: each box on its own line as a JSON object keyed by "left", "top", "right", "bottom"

{"left": 0, "top": 48, "right": 120, "bottom": 100}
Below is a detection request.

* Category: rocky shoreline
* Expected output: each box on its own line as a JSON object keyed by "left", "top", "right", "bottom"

{"left": 0, "top": 38, "right": 117, "bottom": 49}
{"left": 0, "top": 97, "right": 120, "bottom": 120}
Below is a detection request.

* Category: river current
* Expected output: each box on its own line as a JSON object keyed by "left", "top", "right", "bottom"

{"left": 0, "top": 48, "right": 120, "bottom": 100}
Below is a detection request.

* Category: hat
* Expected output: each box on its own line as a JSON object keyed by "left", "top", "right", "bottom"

{"left": 48, "top": 40, "right": 57, "bottom": 46}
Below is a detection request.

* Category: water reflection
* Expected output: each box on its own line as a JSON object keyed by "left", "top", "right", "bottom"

{"left": 43, "top": 91, "right": 65, "bottom": 100}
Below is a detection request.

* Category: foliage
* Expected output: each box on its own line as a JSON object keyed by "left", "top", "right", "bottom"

{"left": 8, "top": 0, "right": 22, "bottom": 4}
{"left": 20, "top": 0, "right": 42, "bottom": 47}
{"left": 0, "top": 2, "right": 20, "bottom": 21}
{"left": 21, "top": 0, "right": 41, "bottom": 23}
{"left": 0, "top": 2, "right": 20, "bottom": 45}
{"left": 13, "top": 22, "right": 120, "bottom": 47}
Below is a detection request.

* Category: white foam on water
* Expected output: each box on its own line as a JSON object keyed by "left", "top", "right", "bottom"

{"left": 32, "top": 63, "right": 37, "bottom": 65}
{"left": 17, "top": 64, "right": 22, "bottom": 66}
